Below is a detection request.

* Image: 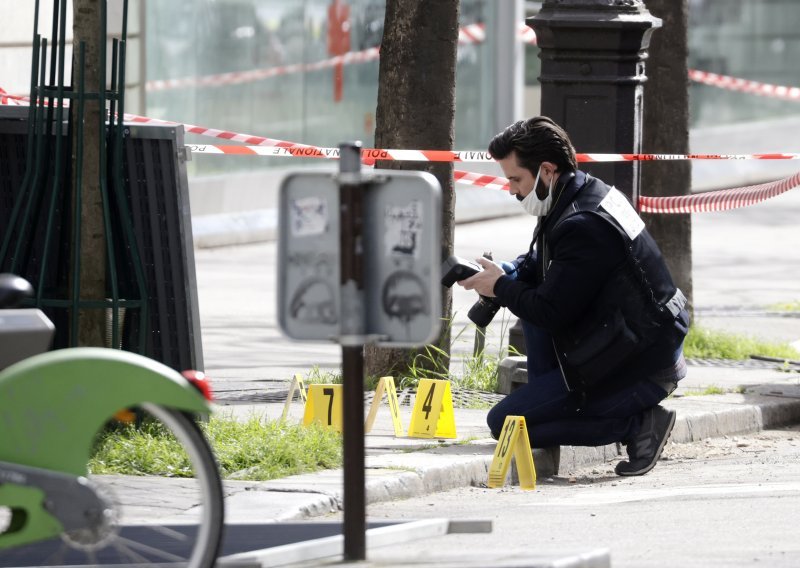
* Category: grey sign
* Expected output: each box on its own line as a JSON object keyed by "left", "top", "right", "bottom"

{"left": 277, "top": 169, "right": 441, "bottom": 346}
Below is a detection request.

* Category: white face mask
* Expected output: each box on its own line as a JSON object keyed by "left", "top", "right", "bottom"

{"left": 520, "top": 166, "right": 554, "bottom": 217}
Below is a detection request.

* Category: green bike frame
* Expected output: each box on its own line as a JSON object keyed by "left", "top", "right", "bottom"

{"left": 0, "top": 347, "right": 211, "bottom": 549}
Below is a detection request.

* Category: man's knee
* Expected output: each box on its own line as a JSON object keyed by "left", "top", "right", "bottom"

{"left": 486, "top": 405, "right": 504, "bottom": 439}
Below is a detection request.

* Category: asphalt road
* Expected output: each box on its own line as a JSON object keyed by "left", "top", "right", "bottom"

{"left": 318, "top": 425, "right": 800, "bottom": 568}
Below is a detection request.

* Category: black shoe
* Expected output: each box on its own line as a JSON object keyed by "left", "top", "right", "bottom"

{"left": 615, "top": 405, "right": 676, "bottom": 477}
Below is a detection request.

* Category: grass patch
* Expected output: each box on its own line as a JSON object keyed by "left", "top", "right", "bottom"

{"left": 89, "top": 416, "right": 342, "bottom": 481}
{"left": 395, "top": 342, "right": 507, "bottom": 394}
{"left": 684, "top": 325, "right": 800, "bottom": 361}
{"left": 683, "top": 385, "right": 727, "bottom": 396}
{"left": 395, "top": 314, "right": 518, "bottom": 394}
{"left": 768, "top": 300, "right": 800, "bottom": 312}
{"left": 303, "top": 365, "right": 342, "bottom": 385}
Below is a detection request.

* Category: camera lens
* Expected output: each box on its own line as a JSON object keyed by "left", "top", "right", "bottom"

{"left": 468, "top": 296, "right": 501, "bottom": 327}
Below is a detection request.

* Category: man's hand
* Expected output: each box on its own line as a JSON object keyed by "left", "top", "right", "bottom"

{"left": 458, "top": 257, "right": 504, "bottom": 297}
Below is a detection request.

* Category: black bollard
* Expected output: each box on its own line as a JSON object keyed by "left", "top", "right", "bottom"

{"left": 528, "top": 0, "right": 662, "bottom": 204}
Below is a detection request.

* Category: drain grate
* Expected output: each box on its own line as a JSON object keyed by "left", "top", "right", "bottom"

{"left": 216, "top": 385, "right": 505, "bottom": 408}
{"left": 687, "top": 357, "right": 800, "bottom": 373}
{"left": 213, "top": 357, "right": 800, "bottom": 406}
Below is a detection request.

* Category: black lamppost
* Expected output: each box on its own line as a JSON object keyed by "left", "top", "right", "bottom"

{"left": 507, "top": 1, "right": 661, "bottom": 360}
{"left": 528, "top": 0, "right": 661, "bottom": 203}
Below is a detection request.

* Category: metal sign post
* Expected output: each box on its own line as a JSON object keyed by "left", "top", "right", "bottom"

{"left": 338, "top": 142, "right": 366, "bottom": 560}
{"left": 277, "top": 142, "right": 442, "bottom": 562}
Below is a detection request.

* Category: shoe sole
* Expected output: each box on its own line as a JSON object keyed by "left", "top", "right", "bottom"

{"left": 617, "top": 409, "right": 677, "bottom": 477}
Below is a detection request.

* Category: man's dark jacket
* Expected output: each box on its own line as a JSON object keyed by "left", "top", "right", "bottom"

{"left": 493, "top": 170, "right": 689, "bottom": 395}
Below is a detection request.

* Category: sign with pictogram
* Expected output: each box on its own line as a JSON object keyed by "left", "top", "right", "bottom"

{"left": 277, "top": 169, "right": 441, "bottom": 346}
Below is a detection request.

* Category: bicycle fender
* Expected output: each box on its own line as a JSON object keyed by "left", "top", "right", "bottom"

{"left": 0, "top": 484, "right": 61, "bottom": 549}
{"left": 0, "top": 347, "right": 210, "bottom": 477}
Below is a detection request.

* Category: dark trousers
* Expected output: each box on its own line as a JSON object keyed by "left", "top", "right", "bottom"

{"left": 487, "top": 321, "right": 672, "bottom": 448}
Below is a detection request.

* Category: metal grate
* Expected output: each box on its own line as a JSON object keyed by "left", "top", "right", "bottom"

{"left": 215, "top": 385, "right": 505, "bottom": 408}
{"left": 0, "top": 106, "right": 202, "bottom": 371}
{"left": 687, "top": 357, "right": 800, "bottom": 373}
{"left": 119, "top": 128, "right": 203, "bottom": 371}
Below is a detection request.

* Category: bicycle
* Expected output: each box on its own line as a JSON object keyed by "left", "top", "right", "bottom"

{"left": 0, "top": 274, "right": 225, "bottom": 567}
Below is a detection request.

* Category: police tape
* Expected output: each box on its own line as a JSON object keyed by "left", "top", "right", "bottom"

{"left": 7, "top": 93, "right": 795, "bottom": 164}
{"left": 125, "top": 114, "right": 306, "bottom": 148}
{"left": 0, "top": 87, "right": 22, "bottom": 105}
{"left": 0, "top": 92, "right": 308, "bottom": 150}
{"left": 187, "top": 143, "right": 496, "bottom": 162}
{"left": 688, "top": 69, "right": 800, "bottom": 102}
{"left": 145, "top": 22, "right": 489, "bottom": 93}
{"left": 1, "top": 91, "right": 797, "bottom": 163}
{"left": 188, "top": 144, "right": 800, "bottom": 163}
{"left": 454, "top": 168, "right": 800, "bottom": 214}
{"left": 146, "top": 47, "right": 381, "bottom": 92}
{"left": 1, "top": 92, "right": 796, "bottom": 214}
{"left": 638, "top": 170, "right": 800, "bottom": 214}
{"left": 139, "top": 20, "right": 799, "bottom": 102}
{"left": 187, "top": 141, "right": 800, "bottom": 213}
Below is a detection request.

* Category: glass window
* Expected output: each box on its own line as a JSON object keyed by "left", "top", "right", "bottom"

{"left": 145, "top": 0, "right": 499, "bottom": 177}
{"left": 688, "top": 0, "right": 800, "bottom": 127}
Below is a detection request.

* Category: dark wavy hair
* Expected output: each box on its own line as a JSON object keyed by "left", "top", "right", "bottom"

{"left": 488, "top": 116, "right": 578, "bottom": 174}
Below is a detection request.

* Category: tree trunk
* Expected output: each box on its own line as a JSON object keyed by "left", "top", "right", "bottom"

{"left": 364, "top": 0, "right": 459, "bottom": 378}
{"left": 72, "top": 0, "right": 106, "bottom": 346}
{"left": 641, "top": 0, "right": 693, "bottom": 319}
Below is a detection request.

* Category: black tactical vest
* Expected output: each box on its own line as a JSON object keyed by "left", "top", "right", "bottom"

{"left": 540, "top": 174, "right": 685, "bottom": 392}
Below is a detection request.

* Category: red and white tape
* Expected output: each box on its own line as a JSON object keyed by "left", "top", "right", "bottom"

{"left": 146, "top": 21, "right": 491, "bottom": 93}
{"left": 453, "top": 170, "right": 509, "bottom": 191}
{"left": 2, "top": 90, "right": 796, "bottom": 214}
{"left": 689, "top": 69, "right": 800, "bottom": 102}
{"left": 188, "top": 144, "right": 800, "bottom": 163}
{"left": 188, "top": 144, "right": 499, "bottom": 162}
{"left": 454, "top": 168, "right": 800, "bottom": 214}
{"left": 581, "top": 153, "right": 800, "bottom": 162}
{"left": 4, "top": 16, "right": 797, "bottom": 103}
{"left": 6, "top": 92, "right": 797, "bottom": 164}
{"left": 144, "top": 23, "right": 497, "bottom": 93}
{"left": 0, "top": 93, "right": 313, "bottom": 150}
{"left": 640, "top": 171, "right": 800, "bottom": 213}
{"left": 141, "top": 21, "right": 800, "bottom": 103}
{"left": 124, "top": 113, "right": 312, "bottom": 149}
{"left": 0, "top": 87, "right": 22, "bottom": 105}
{"left": 458, "top": 23, "right": 487, "bottom": 45}
{"left": 147, "top": 47, "right": 380, "bottom": 92}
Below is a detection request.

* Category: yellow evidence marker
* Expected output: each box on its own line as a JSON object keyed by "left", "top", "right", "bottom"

{"left": 487, "top": 415, "right": 536, "bottom": 490}
{"left": 281, "top": 373, "right": 308, "bottom": 422}
{"left": 407, "top": 378, "right": 456, "bottom": 439}
{"left": 302, "top": 384, "right": 343, "bottom": 432}
{"left": 364, "top": 376, "right": 404, "bottom": 436}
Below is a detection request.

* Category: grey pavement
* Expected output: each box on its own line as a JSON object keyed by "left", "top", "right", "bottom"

{"left": 190, "top": 187, "right": 800, "bottom": 566}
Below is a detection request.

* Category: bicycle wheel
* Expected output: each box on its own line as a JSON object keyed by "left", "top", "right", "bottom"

{"left": 0, "top": 404, "right": 225, "bottom": 568}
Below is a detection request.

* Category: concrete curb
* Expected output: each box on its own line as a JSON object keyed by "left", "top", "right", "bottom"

{"left": 228, "top": 394, "right": 800, "bottom": 522}
{"left": 668, "top": 393, "right": 800, "bottom": 443}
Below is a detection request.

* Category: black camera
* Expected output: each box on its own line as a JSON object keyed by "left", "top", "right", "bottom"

{"left": 440, "top": 255, "right": 482, "bottom": 287}
{"left": 467, "top": 295, "right": 501, "bottom": 328}
{"left": 440, "top": 256, "right": 502, "bottom": 327}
